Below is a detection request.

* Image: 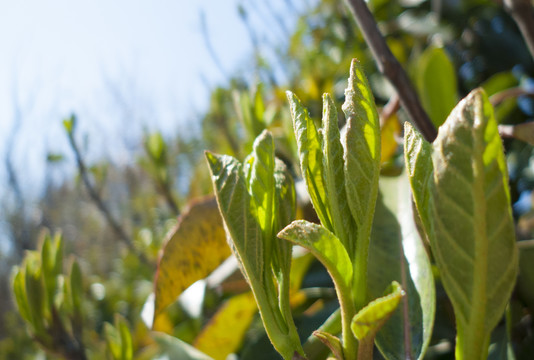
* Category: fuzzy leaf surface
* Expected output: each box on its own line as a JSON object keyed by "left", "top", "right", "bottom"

{"left": 287, "top": 91, "right": 332, "bottom": 230}
{"left": 342, "top": 59, "right": 381, "bottom": 259}
{"left": 368, "top": 174, "right": 435, "bottom": 360}
{"left": 278, "top": 220, "right": 352, "bottom": 295}
{"left": 322, "top": 93, "right": 355, "bottom": 252}
{"left": 407, "top": 89, "right": 519, "bottom": 359}
{"left": 206, "top": 152, "right": 264, "bottom": 284}
{"left": 351, "top": 281, "right": 404, "bottom": 341}
{"left": 248, "top": 130, "right": 276, "bottom": 247}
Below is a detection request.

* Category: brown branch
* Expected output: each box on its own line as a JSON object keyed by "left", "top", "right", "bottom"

{"left": 66, "top": 119, "right": 151, "bottom": 266}
{"left": 379, "top": 93, "right": 400, "bottom": 127}
{"left": 504, "top": 0, "right": 534, "bottom": 61}
{"left": 490, "top": 86, "right": 534, "bottom": 106}
{"left": 342, "top": 0, "right": 438, "bottom": 142}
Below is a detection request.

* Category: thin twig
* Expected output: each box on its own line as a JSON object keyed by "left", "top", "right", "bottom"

{"left": 490, "top": 86, "right": 534, "bottom": 106}
{"left": 379, "top": 93, "right": 400, "bottom": 127}
{"left": 66, "top": 122, "right": 151, "bottom": 266}
{"left": 504, "top": 0, "right": 534, "bottom": 61}
{"left": 343, "top": 0, "right": 438, "bottom": 142}
{"left": 199, "top": 10, "right": 229, "bottom": 82}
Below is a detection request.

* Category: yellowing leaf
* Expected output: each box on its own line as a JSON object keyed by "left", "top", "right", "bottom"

{"left": 154, "top": 197, "right": 230, "bottom": 319}
{"left": 194, "top": 292, "right": 258, "bottom": 360}
{"left": 380, "top": 113, "right": 400, "bottom": 164}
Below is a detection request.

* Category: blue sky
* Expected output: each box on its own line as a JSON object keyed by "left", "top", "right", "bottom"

{"left": 0, "top": 0, "right": 307, "bottom": 199}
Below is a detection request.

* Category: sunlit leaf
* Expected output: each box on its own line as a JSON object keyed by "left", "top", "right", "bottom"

{"left": 322, "top": 93, "right": 355, "bottom": 252}
{"left": 207, "top": 151, "right": 304, "bottom": 360}
{"left": 351, "top": 281, "right": 404, "bottom": 340}
{"left": 368, "top": 173, "right": 435, "bottom": 360}
{"left": 194, "top": 292, "right": 258, "bottom": 360}
{"left": 272, "top": 159, "right": 296, "bottom": 314}
{"left": 416, "top": 47, "right": 458, "bottom": 128}
{"left": 154, "top": 197, "right": 231, "bottom": 318}
{"left": 287, "top": 91, "right": 332, "bottom": 230}
{"left": 342, "top": 58, "right": 381, "bottom": 311}
{"left": 104, "top": 322, "right": 122, "bottom": 359}
{"left": 12, "top": 269, "right": 31, "bottom": 324}
{"left": 342, "top": 59, "right": 381, "bottom": 255}
{"left": 247, "top": 130, "right": 276, "bottom": 257}
{"left": 278, "top": 220, "right": 352, "bottom": 296}
{"left": 351, "top": 282, "right": 404, "bottom": 360}
{"left": 118, "top": 315, "right": 134, "bottom": 360}
{"left": 406, "top": 89, "right": 519, "bottom": 360}
{"left": 206, "top": 152, "right": 263, "bottom": 284}
{"left": 404, "top": 121, "right": 433, "bottom": 234}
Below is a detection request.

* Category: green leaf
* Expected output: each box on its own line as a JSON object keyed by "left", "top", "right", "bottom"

{"left": 342, "top": 59, "right": 381, "bottom": 227}
{"left": 24, "top": 257, "right": 47, "bottom": 338}
{"left": 154, "top": 197, "right": 230, "bottom": 318}
{"left": 117, "top": 315, "right": 133, "bottom": 360}
{"left": 368, "top": 173, "right": 435, "bottom": 360}
{"left": 342, "top": 58, "right": 381, "bottom": 309}
{"left": 277, "top": 220, "right": 352, "bottom": 300}
{"left": 322, "top": 93, "right": 355, "bottom": 253}
{"left": 145, "top": 132, "right": 166, "bottom": 164}
{"left": 206, "top": 151, "right": 263, "bottom": 285}
{"left": 104, "top": 322, "right": 122, "bottom": 359}
{"left": 248, "top": 130, "right": 276, "bottom": 256}
{"left": 416, "top": 46, "right": 458, "bottom": 128}
{"left": 41, "top": 233, "right": 57, "bottom": 307}
{"left": 351, "top": 282, "right": 404, "bottom": 360}
{"left": 253, "top": 84, "right": 266, "bottom": 130}
{"left": 272, "top": 159, "right": 296, "bottom": 317}
{"left": 303, "top": 309, "right": 342, "bottom": 360}
{"left": 404, "top": 122, "right": 433, "bottom": 233}
{"left": 351, "top": 281, "right": 404, "bottom": 340}
{"left": 278, "top": 220, "right": 356, "bottom": 358}
{"left": 153, "top": 332, "right": 214, "bottom": 360}
{"left": 207, "top": 151, "right": 303, "bottom": 360}
{"left": 63, "top": 115, "right": 76, "bottom": 134}
{"left": 287, "top": 91, "right": 332, "bottom": 230}
{"left": 312, "top": 331, "right": 344, "bottom": 360}
{"left": 406, "top": 89, "right": 519, "bottom": 360}
{"left": 12, "top": 268, "right": 31, "bottom": 324}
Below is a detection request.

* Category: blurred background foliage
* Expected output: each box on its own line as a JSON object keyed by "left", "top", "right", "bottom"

{"left": 2, "top": 0, "right": 534, "bottom": 358}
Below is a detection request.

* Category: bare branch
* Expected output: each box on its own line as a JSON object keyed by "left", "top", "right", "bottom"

{"left": 504, "top": 0, "right": 534, "bottom": 61}
{"left": 342, "top": 0, "right": 438, "bottom": 142}
{"left": 200, "top": 10, "right": 229, "bottom": 82}
{"left": 65, "top": 119, "right": 151, "bottom": 266}
{"left": 490, "top": 86, "right": 534, "bottom": 106}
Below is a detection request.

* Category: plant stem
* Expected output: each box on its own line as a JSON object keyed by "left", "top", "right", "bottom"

{"left": 455, "top": 323, "right": 490, "bottom": 360}
{"left": 342, "top": 0, "right": 437, "bottom": 142}
{"left": 504, "top": 0, "right": 534, "bottom": 62}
